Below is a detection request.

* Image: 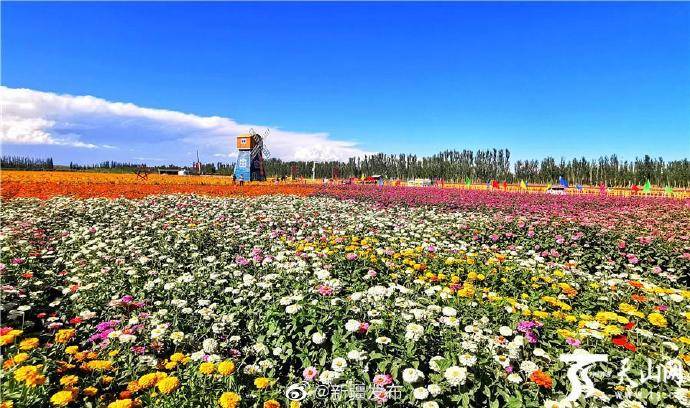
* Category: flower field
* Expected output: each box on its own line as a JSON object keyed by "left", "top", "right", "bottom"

{"left": 1, "top": 187, "right": 690, "bottom": 407}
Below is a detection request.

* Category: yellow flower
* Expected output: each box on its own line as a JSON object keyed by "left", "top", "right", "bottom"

{"left": 107, "top": 399, "right": 134, "bottom": 408}
{"left": 199, "top": 362, "right": 216, "bottom": 375}
{"left": 55, "top": 329, "right": 76, "bottom": 344}
{"left": 0, "top": 330, "right": 23, "bottom": 346}
{"left": 170, "top": 352, "right": 185, "bottom": 362}
{"left": 164, "top": 361, "right": 178, "bottom": 370}
{"left": 264, "top": 400, "right": 281, "bottom": 408}
{"left": 648, "top": 313, "right": 668, "bottom": 328}
{"left": 0, "top": 400, "right": 14, "bottom": 408}
{"left": 14, "top": 365, "right": 40, "bottom": 382}
{"left": 19, "top": 337, "right": 39, "bottom": 350}
{"left": 65, "top": 346, "right": 79, "bottom": 355}
{"left": 254, "top": 377, "right": 271, "bottom": 389}
{"left": 50, "top": 390, "right": 75, "bottom": 406}
{"left": 84, "top": 360, "right": 113, "bottom": 371}
{"left": 289, "top": 401, "right": 301, "bottom": 408}
{"left": 59, "top": 375, "right": 79, "bottom": 387}
{"left": 3, "top": 352, "right": 29, "bottom": 369}
{"left": 83, "top": 386, "right": 98, "bottom": 397}
{"left": 218, "top": 392, "right": 241, "bottom": 408}
{"left": 156, "top": 376, "right": 180, "bottom": 394}
{"left": 619, "top": 303, "right": 645, "bottom": 318}
{"left": 25, "top": 372, "right": 46, "bottom": 387}
{"left": 217, "top": 360, "right": 236, "bottom": 376}
{"left": 603, "top": 325, "right": 623, "bottom": 337}
{"left": 138, "top": 372, "right": 168, "bottom": 389}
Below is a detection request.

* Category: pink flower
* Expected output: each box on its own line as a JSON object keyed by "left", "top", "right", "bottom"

{"left": 372, "top": 374, "right": 393, "bottom": 387}
{"left": 566, "top": 338, "right": 581, "bottom": 347}
{"left": 358, "top": 322, "right": 369, "bottom": 334}
{"left": 345, "top": 253, "right": 358, "bottom": 261}
{"left": 372, "top": 388, "right": 389, "bottom": 404}
{"left": 303, "top": 366, "right": 318, "bottom": 381}
{"left": 317, "top": 285, "right": 333, "bottom": 296}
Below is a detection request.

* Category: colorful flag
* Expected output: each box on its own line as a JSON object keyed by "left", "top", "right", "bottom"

{"left": 559, "top": 176, "right": 569, "bottom": 188}
{"left": 643, "top": 180, "right": 651, "bottom": 193}
{"left": 520, "top": 180, "right": 527, "bottom": 189}
{"left": 491, "top": 180, "right": 499, "bottom": 189}
{"left": 465, "top": 177, "right": 471, "bottom": 187}
{"left": 599, "top": 183, "right": 607, "bottom": 195}
{"left": 665, "top": 185, "right": 673, "bottom": 196}
{"left": 546, "top": 183, "right": 551, "bottom": 191}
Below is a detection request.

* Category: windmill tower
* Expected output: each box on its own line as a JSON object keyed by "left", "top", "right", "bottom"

{"left": 234, "top": 129, "right": 270, "bottom": 181}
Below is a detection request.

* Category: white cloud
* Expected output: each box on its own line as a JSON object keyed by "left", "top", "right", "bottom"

{"left": 0, "top": 86, "right": 371, "bottom": 162}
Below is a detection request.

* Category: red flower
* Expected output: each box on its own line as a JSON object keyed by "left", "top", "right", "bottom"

{"left": 623, "top": 322, "right": 635, "bottom": 330}
{"left": 69, "top": 317, "right": 83, "bottom": 325}
{"left": 623, "top": 342, "right": 637, "bottom": 352}
{"left": 21, "top": 272, "right": 33, "bottom": 279}
{"left": 612, "top": 335, "right": 628, "bottom": 346}
{"left": 37, "top": 313, "right": 47, "bottom": 319}
{"left": 612, "top": 335, "right": 636, "bottom": 352}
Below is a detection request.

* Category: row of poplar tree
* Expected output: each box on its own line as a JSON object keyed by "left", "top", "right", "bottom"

{"left": 265, "top": 150, "right": 690, "bottom": 186}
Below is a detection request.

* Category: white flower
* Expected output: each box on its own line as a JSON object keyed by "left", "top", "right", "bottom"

{"left": 285, "top": 304, "right": 302, "bottom": 314}
{"left": 520, "top": 360, "right": 539, "bottom": 375}
{"left": 499, "top": 326, "right": 513, "bottom": 337}
{"left": 331, "top": 357, "right": 348, "bottom": 372}
{"left": 444, "top": 366, "right": 467, "bottom": 386}
{"left": 673, "top": 387, "right": 689, "bottom": 405}
{"left": 118, "top": 334, "right": 136, "bottom": 343}
{"left": 319, "top": 370, "right": 340, "bottom": 384}
{"left": 347, "top": 350, "right": 366, "bottom": 361}
{"left": 413, "top": 387, "right": 429, "bottom": 400}
{"left": 427, "top": 384, "right": 442, "bottom": 396}
{"left": 421, "top": 402, "right": 439, "bottom": 408}
{"left": 507, "top": 373, "right": 522, "bottom": 383}
{"left": 202, "top": 338, "right": 218, "bottom": 353}
{"left": 169, "top": 331, "right": 185, "bottom": 344}
{"left": 345, "top": 319, "right": 360, "bottom": 332}
{"left": 429, "top": 356, "right": 445, "bottom": 372}
{"left": 405, "top": 323, "right": 424, "bottom": 341}
{"left": 402, "top": 367, "right": 424, "bottom": 383}
{"left": 442, "top": 306, "right": 457, "bottom": 317}
{"left": 150, "top": 327, "right": 166, "bottom": 340}
{"left": 459, "top": 353, "right": 477, "bottom": 367}
{"left": 190, "top": 350, "right": 205, "bottom": 361}
{"left": 376, "top": 336, "right": 391, "bottom": 345}
{"left": 312, "top": 332, "right": 325, "bottom": 344}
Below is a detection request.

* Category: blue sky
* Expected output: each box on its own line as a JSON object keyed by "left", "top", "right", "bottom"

{"left": 2, "top": 1, "right": 689, "bottom": 165}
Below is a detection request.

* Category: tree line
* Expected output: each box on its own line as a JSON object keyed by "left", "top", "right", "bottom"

{"left": 1, "top": 155, "right": 54, "bottom": 170}
{"left": 3, "top": 151, "right": 689, "bottom": 186}
{"left": 265, "top": 150, "right": 689, "bottom": 187}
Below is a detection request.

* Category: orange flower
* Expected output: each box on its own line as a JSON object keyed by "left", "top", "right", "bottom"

{"left": 530, "top": 370, "right": 553, "bottom": 389}
{"left": 631, "top": 294, "right": 647, "bottom": 302}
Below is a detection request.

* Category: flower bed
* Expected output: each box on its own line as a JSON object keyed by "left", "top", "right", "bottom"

{"left": 1, "top": 194, "right": 689, "bottom": 408}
